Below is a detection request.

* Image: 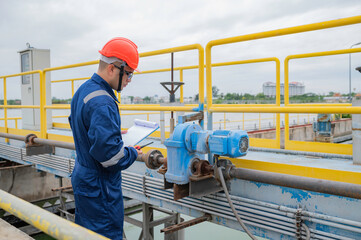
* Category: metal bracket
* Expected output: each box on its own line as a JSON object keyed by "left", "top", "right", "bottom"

{"left": 143, "top": 176, "right": 148, "bottom": 198}
{"left": 161, "top": 214, "right": 211, "bottom": 234}
{"left": 178, "top": 111, "right": 204, "bottom": 124}
{"left": 295, "top": 207, "right": 303, "bottom": 240}
{"left": 26, "top": 145, "right": 54, "bottom": 156}
{"left": 189, "top": 177, "right": 222, "bottom": 198}
{"left": 163, "top": 177, "right": 173, "bottom": 190}
{"left": 25, "top": 133, "right": 54, "bottom": 156}
{"left": 173, "top": 184, "right": 189, "bottom": 200}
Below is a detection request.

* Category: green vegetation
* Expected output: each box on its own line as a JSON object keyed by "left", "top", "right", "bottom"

{"left": 0, "top": 99, "right": 21, "bottom": 105}
{"left": 289, "top": 93, "right": 323, "bottom": 103}
{"left": 52, "top": 97, "right": 71, "bottom": 104}
{"left": 205, "top": 86, "right": 356, "bottom": 104}
{"left": 335, "top": 114, "right": 352, "bottom": 119}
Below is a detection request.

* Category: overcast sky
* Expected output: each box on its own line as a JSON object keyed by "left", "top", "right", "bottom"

{"left": 1, "top": 0, "right": 361, "bottom": 100}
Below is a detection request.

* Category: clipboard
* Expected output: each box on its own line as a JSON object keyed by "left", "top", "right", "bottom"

{"left": 122, "top": 119, "right": 159, "bottom": 146}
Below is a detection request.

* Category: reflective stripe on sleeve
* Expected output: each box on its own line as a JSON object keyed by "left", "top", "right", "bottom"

{"left": 100, "top": 146, "right": 125, "bottom": 168}
{"left": 83, "top": 90, "right": 112, "bottom": 104}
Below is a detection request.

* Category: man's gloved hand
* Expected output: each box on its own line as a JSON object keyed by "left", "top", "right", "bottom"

{"left": 129, "top": 145, "right": 143, "bottom": 155}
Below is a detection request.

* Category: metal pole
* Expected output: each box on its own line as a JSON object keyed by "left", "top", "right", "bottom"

{"left": 0, "top": 189, "right": 109, "bottom": 240}
{"left": 3, "top": 77, "right": 9, "bottom": 143}
{"left": 58, "top": 177, "right": 65, "bottom": 218}
{"left": 228, "top": 167, "right": 361, "bottom": 199}
{"left": 349, "top": 42, "right": 361, "bottom": 100}
{"left": 170, "top": 52, "right": 175, "bottom": 134}
{"left": 142, "top": 203, "right": 154, "bottom": 240}
{"left": 249, "top": 146, "right": 352, "bottom": 159}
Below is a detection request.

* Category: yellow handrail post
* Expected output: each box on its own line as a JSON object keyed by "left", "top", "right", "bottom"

{"left": 285, "top": 113, "right": 290, "bottom": 149}
{"left": 15, "top": 119, "right": 18, "bottom": 129}
{"left": 3, "top": 77, "right": 8, "bottom": 143}
{"left": 147, "top": 113, "right": 150, "bottom": 121}
{"left": 180, "top": 69, "right": 184, "bottom": 103}
{"left": 242, "top": 112, "right": 245, "bottom": 130}
{"left": 276, "top": 113, "right": 281, "bottom": 148}
{"left": 71, "top": 80, "right": 75, "bottom": 97}
{"left": 224, "top": 112, "right": 226, "bottom": 129}
{"left": 39, "top": 71, "right": 47, "bottom": 139}
{"left": 275, "top": 59, "right": 281, "bottom": 148}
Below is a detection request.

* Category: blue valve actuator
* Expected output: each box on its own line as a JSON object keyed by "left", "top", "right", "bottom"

{"left": 164, "top": 122, "right": 248, "bottom": 185}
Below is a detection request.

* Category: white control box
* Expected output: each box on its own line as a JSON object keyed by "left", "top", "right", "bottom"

{"left": 19, "top": 47, "right": 52, "bottom": 131}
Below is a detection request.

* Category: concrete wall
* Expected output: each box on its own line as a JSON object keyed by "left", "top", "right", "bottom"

{"left": 0, "top": 165, "right": 71, "bottom": 202}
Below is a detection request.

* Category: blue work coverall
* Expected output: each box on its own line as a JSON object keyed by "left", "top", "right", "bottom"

{"left": 69, "top": 73, "right": 138, "bottom": 240}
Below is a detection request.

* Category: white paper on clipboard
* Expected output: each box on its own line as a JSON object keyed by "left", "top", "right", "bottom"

{"left": 122, "top": 119, "right": 159, "bottom": 146}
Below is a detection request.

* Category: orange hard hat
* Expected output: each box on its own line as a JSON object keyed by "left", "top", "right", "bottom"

{"left": 99, "top": 37, "right": 139, "bottom": 71}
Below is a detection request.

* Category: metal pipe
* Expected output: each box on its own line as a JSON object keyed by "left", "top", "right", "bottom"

{"left": 229, "top": 167, "right": 361, "bottom": 199}
{"left": 201, "top": 195, "right": 295, "bottom": 224}
{"left": 302, "top": 216, "right": 361, "bottom": 234}
{"left": 302, "top": 210, "right": 361, "bottom": 228}
{"left": 122, "top": 185, "right": 335, "bottom": 240}
{"left": 0, "top": 132, "right": 26, "bottom": 141}
{"left": 249, "top": 146, "right": 352, "bottom": 159}
{"left": 122, "top": 171, "right": 361, "bottom": 238}
{"left": 0, "top": 132, "right": 75, "bottom": 150}
{"left": 0, "top": 164, "right": 32, "bottom": 170}
{"left": 33, "top": 138, "right": 75, "bottom": 150}
{"left": 123, "top": 185, "right": 297, "bottom": 237}
{"left": 123, "top": 180, "right": 297, "bottom": 234}
{"left": 308, "top": 228, "right": 354, "bottom": 240}
{"left": 0, "top": 189, "right": 109, "bottom": 240}
{"left": 209, "top": 105, "right": 361, "bottom": 114}
{"left": 123, "top": 176, "right": 351, "bottom": 240}
{"left": 349, "top": 42, "right": 361, "bottom": 100}
{"left": 218, "top": 167, "right": 258, "bottom": 239}
{"left": 124, "top": 171, "right": 297, "bottom": 221}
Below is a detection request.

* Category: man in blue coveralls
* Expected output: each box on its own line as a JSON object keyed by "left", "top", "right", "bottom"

{"left": 69, "top": 37, "right": 142, "bottom": 240}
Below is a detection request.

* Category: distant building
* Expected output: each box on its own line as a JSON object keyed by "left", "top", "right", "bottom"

{"left": 133, "top": 97, "right": 143, "bottom": 104}
{"left": 324, "top": 93, "right": 348, "bottom": 103}
{"left": 263, "top": 81, "right": 305, "bottom": 97}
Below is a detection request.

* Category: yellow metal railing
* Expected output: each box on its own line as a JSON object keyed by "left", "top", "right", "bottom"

{"left": 205, "top": 15, "right": 361, "bottom": 152}
{"left": 283, "top": 47, "right": 361, "bottom": 154}
{"left": 206, "top": 59, "right": 281, "bottom": 148}
{"left": 0, "top": 70, "right": 44, "bottom": 140}
{"left": 1, "top": 15, "right": 361, "bottom": 154}
{"left": 41, "top": 44, "right": 204, "bottom": 141}
{"left": 0, "top": 117, "right": 22, "bottom": 129}
{"left": 51, "top": 112, "right": 172, "bottom": 129}
{"left": 51, "top": 77, "right": 89, "bottom": 97}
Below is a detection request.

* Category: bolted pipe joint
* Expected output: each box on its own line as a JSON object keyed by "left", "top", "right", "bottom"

{"left": 137, "top": 149, "right": 166, "bottom": 170}
{"left": 214, "top": 159, "right": 235, "bottom": 182}
{"left": 25, "top": 133, "right": 38, "bottom": 146}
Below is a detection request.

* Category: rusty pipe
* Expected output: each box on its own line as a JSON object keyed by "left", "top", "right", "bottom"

{"left": 136, "top": 149, "right": 167, "bottom": 170}
{"left": 228, "top": 167, "right": 361, "bottom": 199}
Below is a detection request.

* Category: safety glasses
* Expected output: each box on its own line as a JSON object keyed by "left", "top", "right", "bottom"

{"left": 112, "top": 64, "right": 134, "bottom": 79}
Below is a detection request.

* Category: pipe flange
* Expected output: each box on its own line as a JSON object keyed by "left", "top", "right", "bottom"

{"left": 144, "top": 149, "right": 164, "bottom": 169}
{"left": 215, "top": 159, "right": 234, "bottom": 181}
{"left": 25, "top": 134, "right": 38, "bottom": 146}
{"left": 224, "top": 163, "right": 234, "bottom": 181}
